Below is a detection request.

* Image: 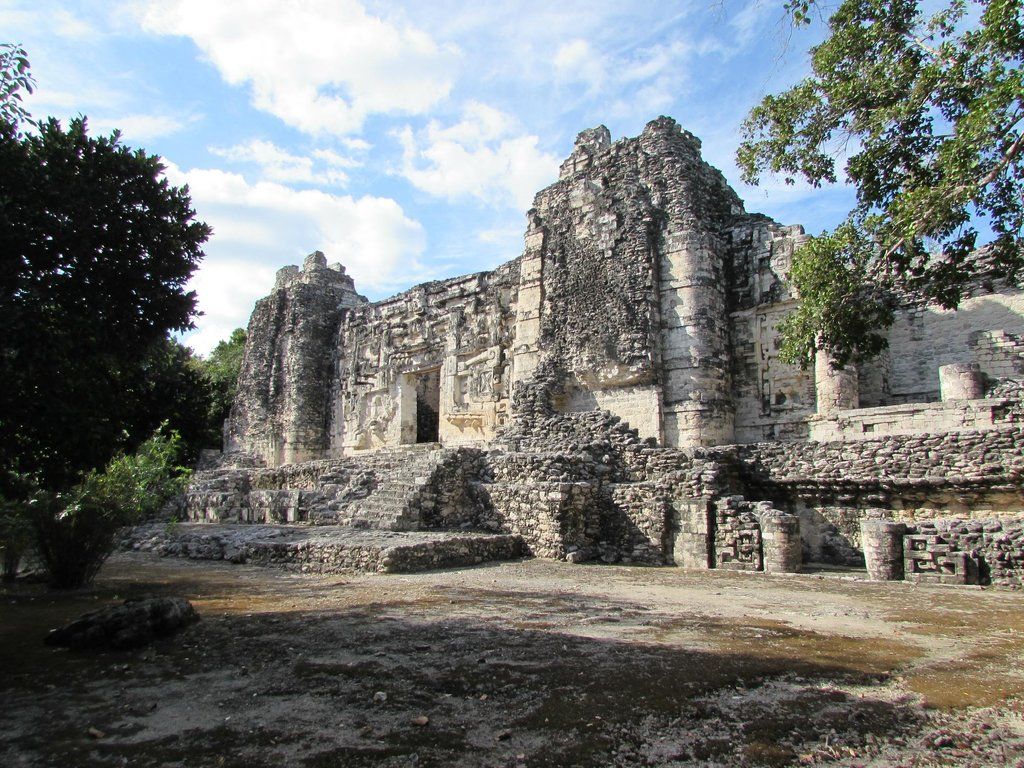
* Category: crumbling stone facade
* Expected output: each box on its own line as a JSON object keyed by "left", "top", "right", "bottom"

{"left": 189, "top": 117, "right": 1024, "bottom": 586}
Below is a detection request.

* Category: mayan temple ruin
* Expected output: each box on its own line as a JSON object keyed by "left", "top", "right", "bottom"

{"left": 175, "top": 117, "right": 1024, "bottom": 587}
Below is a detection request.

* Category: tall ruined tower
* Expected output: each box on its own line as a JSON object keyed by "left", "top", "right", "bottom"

{"left": 225, "top": 117, "right": 810, "bottom": 462}
{"left": 186, "top": 118, "right": 1024, "bottom": 588}
{"left": 225, "top": 252, "right": 365, "bottom": 465}
{"left": 512, "top": 117, "right": 747, "bottom": 447}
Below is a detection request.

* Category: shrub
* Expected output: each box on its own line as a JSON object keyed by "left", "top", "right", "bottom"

{"left": 0, "top": 471, "right": 41, "bottom": 581}
{"left": 0, "top": 497, "right": 32, "bottom": 582}
{"left": 30, "top": 426, "right": 191, "bottom": 589}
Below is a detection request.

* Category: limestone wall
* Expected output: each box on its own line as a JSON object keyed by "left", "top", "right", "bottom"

{"left": 808, "top": 398, "right": 1017, "bottom": 441}
{"left": 327, "top": 262, "right": 519, "bottom": 453}
{"left": 734, "top": 426, "right": 1024, "bottom": 498}
{"left": 516, "top": 118, "right": 763, "bottom": 449}
{"left": 860, "top": 517, "right": 1024, "bottom": 588}
{"left": 728, "top": 426, "right": 1024, "bottom": 565}
{"left": 866, "top": 289, "right": 1024, "bottom": 405}
{"left": 726, "top": 215, "right": 816, "bottom": 442}
{"left": 213, "top": 119, "right": 1024, "bottom": 586}
{"left": 225, "top": 252, "right": 365, "bottom": 465}
{"left": 515, "top": 125, "right": 667, "bottom": 445}
{"left": 903, "top": 518, "right": 1024, "bottom": 588}
{"left": 223, "top": 120, "right": 1024, "bottom": 466}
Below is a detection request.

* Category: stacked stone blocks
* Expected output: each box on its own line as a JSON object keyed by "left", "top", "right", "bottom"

{"left": 174, "top": 117, "right": 1024, "bottom": 584}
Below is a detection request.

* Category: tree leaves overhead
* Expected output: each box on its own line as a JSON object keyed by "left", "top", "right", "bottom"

{"left": 0, "top": 114, "right": 211, "bottom": 489}
{"left": 738, "top": 0, "right": 1024, "bottom": 367}
{"left": 0, "top": 43, "right": 35, "bottom": 133}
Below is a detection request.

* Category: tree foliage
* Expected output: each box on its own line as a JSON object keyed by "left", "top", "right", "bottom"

{"left": 776, "top": 223, "right": 895, "bottom": 365}
{"left": 738, "top": 0, "right": 1023, "bottom": 367}
{"left": 0, "top": 470, "right": 35, "bottom": 581}
{"left": 0, "top": 43, "right": 34, "bottom": 132}
{"left": 0, "top": 114, "right": 211, "bottom": 489}
{"left": 28, "top": 427, "right": 191, "bottom": 589}
{"left": 134, "top": 338, "right": 218, "bottom": 464}
{"left": 193, "top": 328, "right": 247, "bottom": 440}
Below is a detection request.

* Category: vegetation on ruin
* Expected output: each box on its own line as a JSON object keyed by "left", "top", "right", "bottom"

{"left": 738, "top": 0, "right": 1024, "bottom": 367}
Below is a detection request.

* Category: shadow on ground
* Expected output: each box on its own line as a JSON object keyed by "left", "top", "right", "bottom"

{"left": 1, "top": 556, "right": 1023, "bottom": 767}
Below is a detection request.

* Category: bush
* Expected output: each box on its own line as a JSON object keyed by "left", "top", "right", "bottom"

{"left": 0, "top": 471, "right": 41, "bottom": 581}
{"left": 30, "top": 427, "right": 191, "bottom": 589}
{"left": 0, "top": 497, "right": 32, "bottom": 582}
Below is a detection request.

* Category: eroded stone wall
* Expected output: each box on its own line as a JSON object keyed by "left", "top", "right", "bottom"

{"left": 515, "top": 118, "right": 768, "bottom": 448}
{"left": 871, "top": 289, "right": 1024, "bottom": 405}
{"left": 205, "top": 116, "right": 1024, "bottom": 586}
{"left": 729, "top": 426, "right": 1024, "bottom": 566}
{"left": 726, "top": 216, "right": 815, "bottom": 442}
{"left": 328, "top": 262, "right": 519, "bottom": 452}
{"left": 225, "top": 119, "right": 1024, "bottom": 463}
{"left": 226, "top": 252, "right": 365, "bottom": 465}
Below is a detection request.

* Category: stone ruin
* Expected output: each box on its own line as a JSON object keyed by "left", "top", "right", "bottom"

{"left": 179, "top": 117, "right": 1024, "bottom": 587}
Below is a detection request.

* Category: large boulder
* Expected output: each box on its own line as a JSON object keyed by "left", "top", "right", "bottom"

{"left": 45, "top": 597, "right": 199, "bottom": 650}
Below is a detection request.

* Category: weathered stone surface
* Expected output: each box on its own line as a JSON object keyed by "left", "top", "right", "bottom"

{"left": 226, "top": 252, "right": 365, "bottom": 466}
{"left": 45, "top": 598, "right": 199, "bottom": 650}
{"left": 125, "top": 523, "right": 526, "bottom": 574}
{"left": 862, "top": 520, "right": 907, "bottom": 581}
{"left": 179, "top": 116, "right": 1024, "bottom": 587}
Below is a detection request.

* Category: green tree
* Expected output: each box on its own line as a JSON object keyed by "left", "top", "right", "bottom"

{"left": 0, "top": 113, "right": 211, "bottom": 490}
{"left": 132, "top": 338, "right": 218, "bottom": 464}
{"left": 194, "top": 328, "right": 247, "bottom": 440}
{"left": 0, "top": 43, "right": 34, "bottom": 132}
{"left": 737, "top": 0, "right": 1023, "bottom": 367}
{"left": 0, "top": 471, "right": 35, "bottom": 581}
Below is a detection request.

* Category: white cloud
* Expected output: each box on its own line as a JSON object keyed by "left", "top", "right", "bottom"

{"left": 51, "top": 8, "right": 101, "bottom": 40}
{"left": 210, "top": 140, "right": 354, "bottom": 186}
{"left": 165, "top": 162, "right": 428, "bottom": 353}
{"left": 477, "top": 225, "right": 523, "bottom": 245}
{"left": 550, "top": 31, "right": 727, "bottom": 120}
{"left": 89, "top": 113, "right": 196, "bottom": 141}
{"left": 184, "top": 259, "right": 277, "bottom": 356}
{"left": 338, "top": 137, "right": 372, "bottom": 152}
{"left": 553, "top": 39, "right": 605, "bottom": 90}
{"left": 311, "top": 148, "right": 361, "bottom": 170}
{"left": 139, "top": 0, "right": 458, "bottom": 136}
{"left": 730, "top": 1, "right": 776, "bottom": 45}
{"left": 395, "top": 102, "right": 560, "bottom": 210}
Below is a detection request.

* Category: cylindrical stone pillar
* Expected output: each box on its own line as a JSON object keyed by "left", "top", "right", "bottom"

{"left": 861, "top": 520, "right": 907, "bottom": 580}
{"left": 939, "top": 363, "right": 984, "bottom": 401}
{"left": 815, "top": 349, "right": 858, "bottom": 416}
{"left": 760, "top": 511, "right": 802, "bottom": 573}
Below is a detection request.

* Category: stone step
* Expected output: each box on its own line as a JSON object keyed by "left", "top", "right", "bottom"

{"left": 126, "top": 523, "right": 526, "bottom": 573}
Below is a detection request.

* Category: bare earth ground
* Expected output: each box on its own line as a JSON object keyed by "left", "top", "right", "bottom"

{"left": 2, "top": 554, "right": 1024, "bottom": 767}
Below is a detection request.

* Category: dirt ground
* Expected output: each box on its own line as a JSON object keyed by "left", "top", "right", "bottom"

{"left": 2, "top": 554, "right": 1024, "bottom": 767}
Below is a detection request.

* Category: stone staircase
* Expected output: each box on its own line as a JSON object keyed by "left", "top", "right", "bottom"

{"left": 332, "top": 444, "right": 446, "bottom": 530}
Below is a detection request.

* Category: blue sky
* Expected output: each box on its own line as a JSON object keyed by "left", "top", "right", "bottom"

{"left": 4, "top": 0, "right": 856, "bottom": 354}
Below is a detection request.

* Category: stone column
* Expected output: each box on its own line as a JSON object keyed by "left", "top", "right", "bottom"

{"left": 659, "top": 230, "right": 735, "bottom": 447}
{"left": 815, "top": 349, "right": 858, "bottom": 416}
{"left": 510, "top": 212, "right": 546, "bottom": 388}
{"left": 860, "top": 520, "right": 907, "bottom": 581}
{"left": 672, "top": 496, "right": 714, "bottom": 569}
{"left": 939, "top": 363, "right": 984, "bottom": 401}
{"left": 759, "top": 509, "right": 802, "bottom": 573}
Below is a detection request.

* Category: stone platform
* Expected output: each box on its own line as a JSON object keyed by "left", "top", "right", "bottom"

{"left": 123, "top": 523, "right": 527, "bottom": 574}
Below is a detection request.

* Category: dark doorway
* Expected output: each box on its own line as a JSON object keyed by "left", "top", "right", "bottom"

{"left": 415, "top": 369, "right": 440, "bottom": 444}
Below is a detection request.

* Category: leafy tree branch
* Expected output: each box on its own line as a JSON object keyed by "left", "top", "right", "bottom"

{"left": 739, "top": 0, "right": 1023, "bottom": 367}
